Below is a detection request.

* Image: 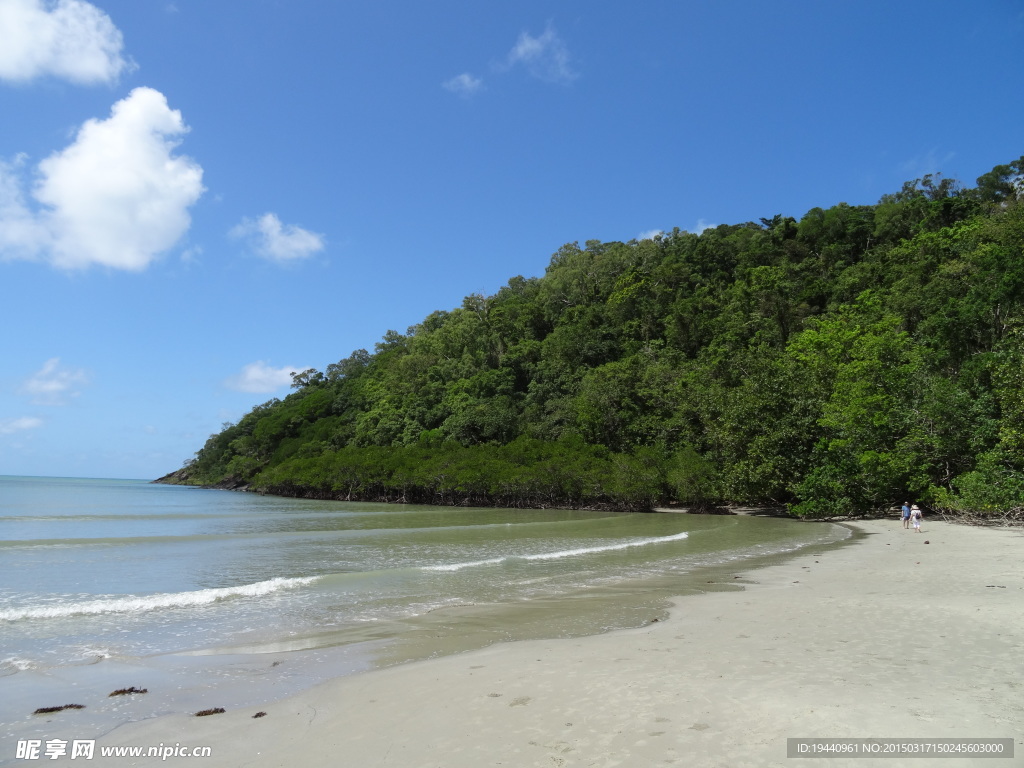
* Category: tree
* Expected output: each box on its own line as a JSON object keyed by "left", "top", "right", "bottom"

{"left": 166, "top": 156, "right": 1024, "bottom": 518}
{"left": 787, "top": 297, "right": 930, "bottom": 516}
{"left": 975, "top": 155, "right": 1024, "bottom": 203}
{"left": 290, "top": 368, "right": 324, "bottom": 389}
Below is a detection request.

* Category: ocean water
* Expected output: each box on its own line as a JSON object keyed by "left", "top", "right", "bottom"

{"left": 0, "top": 475, "right": 851, "bottom": 750}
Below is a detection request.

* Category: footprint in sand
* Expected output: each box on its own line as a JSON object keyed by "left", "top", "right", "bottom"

{"left": 509, "top": 696, "right": 532, "bottom": 707}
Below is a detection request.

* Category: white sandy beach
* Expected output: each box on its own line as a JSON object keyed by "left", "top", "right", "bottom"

{"left": 47, "top": 519, "right": 1024, "bottom": 766}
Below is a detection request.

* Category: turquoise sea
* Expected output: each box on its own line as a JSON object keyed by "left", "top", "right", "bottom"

{"left": 0, "top": 475, "right": 851, "bottom": 753}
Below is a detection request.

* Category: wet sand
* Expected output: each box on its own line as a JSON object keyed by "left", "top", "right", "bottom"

{"left": 47, "top": 519, "right": 1024, "bottom": 766}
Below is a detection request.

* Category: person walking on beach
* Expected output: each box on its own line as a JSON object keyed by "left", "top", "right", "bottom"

{"left": 910, "top": 504, "right": 923, "bottom": 532}
{"left": 901, "top": 502, "right": 911, "bottom": 529}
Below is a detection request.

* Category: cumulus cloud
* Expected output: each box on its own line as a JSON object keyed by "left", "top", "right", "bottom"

{"left": 0, "top": 416, "right": 43, "bottom": 435}
{"left": 231, "top": 213, "right": 325, "bottom": 263}
{"left": 0, "top": 87, "right": 205, "bottom": 271}
{"left": 505, "top": 23, "right": 576, "bottom": 84}
{"left": 0, "top": 0, "right": 132, "bottom": 84}
{"left": 20, "top": 357, "right": 89, "bottom": 405}
{"left": 225, "top": 361, "right": 305, "bottom": 394}
{"left": 638, "top": 229, "right": 664, "bottom": 241}
{"left": 36, "top": 88, "right": 205, "bottom": 269}
{"left": 442, "top": 72, "right": 483, "bottom": 97}
{"left": 691, "top": 219, "right": 716, "bottom": 234}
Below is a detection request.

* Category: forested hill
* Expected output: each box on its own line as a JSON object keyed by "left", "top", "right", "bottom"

{"left": 161, "top": 157, "right": 1024, "bottom": 518}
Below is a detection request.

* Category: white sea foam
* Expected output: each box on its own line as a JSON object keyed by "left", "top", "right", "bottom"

{"left": 422, "top": 531, "right": 689, "bottom": 572}
{"left": 422, "top": 557, "right": 507, "bottom": 572}
{"left": 0, "top": 656, "right": 36, "bottom": 673}
{"left": 522, "top": 530, "right": 690, "bottom": 560}
{"left": 0, "top": 576, "right": 318, "bottom": 622}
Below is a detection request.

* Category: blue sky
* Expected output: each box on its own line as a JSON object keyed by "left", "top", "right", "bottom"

{"left": 1, "top": 0, "right": 1022, "bottom": 480}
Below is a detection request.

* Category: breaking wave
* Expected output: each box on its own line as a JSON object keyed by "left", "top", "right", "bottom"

{"left": 423, "top": 531, "right": 689, "bottom": 572}
{"left": 0, "top": 576, "right": 318, "bottom": 622}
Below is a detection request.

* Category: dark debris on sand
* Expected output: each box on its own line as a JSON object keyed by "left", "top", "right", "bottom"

{"left": 33, "top": 704, "right": 86, "bottom": 715}
{"left": 109, "top": 687, "right": 149, "bottom": 697}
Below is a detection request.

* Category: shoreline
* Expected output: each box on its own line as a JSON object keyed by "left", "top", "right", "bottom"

{"left": 63, "top": 518, "right": 1023, "bottom": 766}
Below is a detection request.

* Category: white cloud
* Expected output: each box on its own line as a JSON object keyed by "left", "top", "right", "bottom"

{"left": 0, "top": 155, "right": 49, "bottom": 260}
{"left": 0, "top": 87, "right": 205, "bottom": 271}
{"left": 20, "top": 357, "right": 89, "bottom": 405}
{"left": 36, "top": 88, "right": 204, "bottom": 270}
{"left": 231, "top": 213, "right": 325, "bottom": 263}
{"left": 0, "top": 416, "right": 43, "bottom": 435}
{"left": 225, "top": 361, "right": 305, "bottom": 394}
{"left": 442, "top": 72, "right": 483, "bottom": 97}
{"left": 505, "top": 23, "right": 576, "bottom": 84}
{"left": 691, "top": 219, "right": 716, "bottom": 234}
{"left": 0, "top": 0, "right": 132, "bottom": 84}
{"left": 638, "top": 229, "right": 663, "bottom": 241}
